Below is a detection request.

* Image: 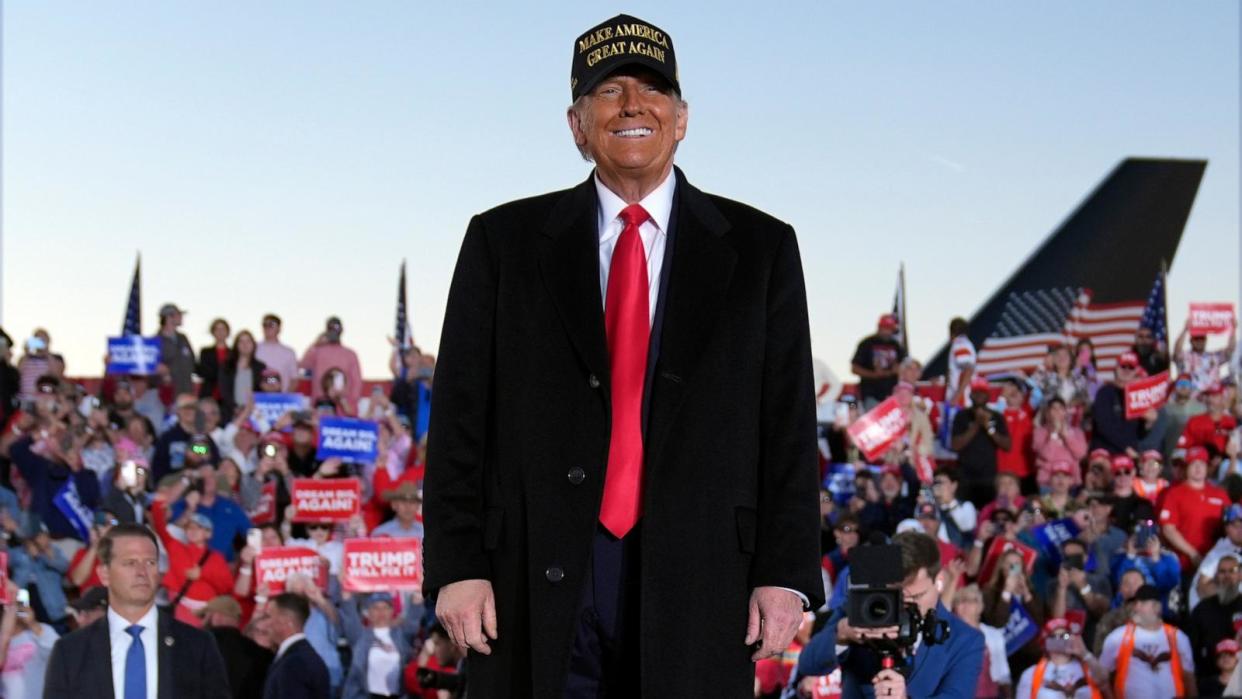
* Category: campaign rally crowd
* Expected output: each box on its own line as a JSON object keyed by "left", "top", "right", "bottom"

{"left": 0, "top": 303, "right": 1239, "bottom": 698}
{"left": 0, "top": 307, "right": 455, "bottom": 699}
{"left": 771, "top": 314, "right": 1242, "bottom": 698}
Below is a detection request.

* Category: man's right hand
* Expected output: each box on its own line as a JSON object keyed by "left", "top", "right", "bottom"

{"left": 835, "top": 617, "right": 898, "bottom": 645}
{"left": 436, "top": 578, "right": 498, "bottom": 655}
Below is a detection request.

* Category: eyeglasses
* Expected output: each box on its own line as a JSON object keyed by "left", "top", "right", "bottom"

{"left": 1116, "top": 469, "right": 1135, "bottom": 476}
{"left": 306, "top": 523, "right": 332, "bottom": 530}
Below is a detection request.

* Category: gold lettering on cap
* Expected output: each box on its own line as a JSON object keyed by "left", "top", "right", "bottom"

{"left": 629, "top": 41, "right": 665, "bottom": 63}
{"left": 578, "top": 27, "right": 614, "bottom": 54}
{"left": 586, "top": 40, "right": 628, "bottom": 68}
{"left": 613, "top": 23, "right": 669, "bottom": 49}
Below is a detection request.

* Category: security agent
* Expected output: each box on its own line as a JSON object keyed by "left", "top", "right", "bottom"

{"left": 795, "top": 532, "right": 983, "bottom": 698}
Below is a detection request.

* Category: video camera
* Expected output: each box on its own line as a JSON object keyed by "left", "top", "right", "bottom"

{"left": 846, "top": 544, "right": 949, "bottom": 660}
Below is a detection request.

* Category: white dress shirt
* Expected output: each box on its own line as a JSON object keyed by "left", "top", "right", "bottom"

{"left": 108, "top": 605, "right": 159, "bottom": 699}
{"left": 594, "top": 171, "right": 674, "bottom": 325}
{"left": 593, "top": 170, "right": 809, "bottom": 610}
{"left": 275, "top": 631, "right": 307, "bottom": 661}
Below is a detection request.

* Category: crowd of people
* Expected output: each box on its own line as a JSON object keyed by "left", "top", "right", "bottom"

{"left": 764, "top": 314, "right": 1241, "bottom": 697}
{"left": 0, "top": 309, "right": 452, "bottom": 698}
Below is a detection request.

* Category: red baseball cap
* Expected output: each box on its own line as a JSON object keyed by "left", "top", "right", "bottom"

{"left": 1139, "top": 449, "right": 1163, "bottom": 463}
{"left": 1088, "top": 448, "right": 1111, "bottom": 463}
{"left": 1202, "top": 383, "right": 1224, "bottom": 396}
{"left": 970, "top": 376, "right": 992, "bottom": 393}
{"left": 880, "top": 465, "right": 903, "bottom": 479}
{"left": 878, "top": 314, "right": 898, "bottom": 330}
{"left": 1116, "top": 351, "right": 1140, "bottom": 368}
{"left": 1186, "top": 446, "right": 1210, "bottom": 465}
{"left": 1043, "top": 617, "right": 1080, "bottom": 637}
{"left": 1050, "top": 461, "right": 1075, "bottom": 476}
{"left": 1110, "top": 455, "right": 1135, "bottom": 473}
{"left": 1217, "top": 639, "right": 1240, "bottom": 656}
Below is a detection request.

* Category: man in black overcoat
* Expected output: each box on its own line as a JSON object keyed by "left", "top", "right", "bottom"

{"left": 424, "top": 13, "right": 824, "bottom": 698}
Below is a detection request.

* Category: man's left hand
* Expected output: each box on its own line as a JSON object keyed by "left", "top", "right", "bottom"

{"left": 873, "top": 668, "right": 907, "bottom": 698}
{"left": 745, "top": 586, "right": 803, "bottom": 661}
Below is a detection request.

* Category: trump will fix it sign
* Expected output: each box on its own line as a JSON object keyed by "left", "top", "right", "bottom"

{"left": 341, "top": 537, "right": 423, "bottom": 592}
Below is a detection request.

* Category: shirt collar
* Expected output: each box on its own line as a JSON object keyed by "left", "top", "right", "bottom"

{"left": 276, "top": 632, "right": 307, "bottom": 660}
{"left": 108, "top": 604, "right": 158, "bottom": 637}
{"left": 594, "top": 169, "right": 676, "bottom": 243}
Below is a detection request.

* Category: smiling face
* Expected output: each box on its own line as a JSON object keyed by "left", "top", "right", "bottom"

{"left": 568, "top": 67, "right": 687, "bottom": 194}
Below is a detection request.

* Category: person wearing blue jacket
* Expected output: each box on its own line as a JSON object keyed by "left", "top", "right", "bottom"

{"left": 338, "top": 590, "right": 423, "bottom": 699}
{"left": 8, "top": 434, "right": 100, "bottom": 540}
{"left": 1110, "top": 527, "right": 1181, "bottom": 608}
{"left": 795, "top": 532, "right": 984, "bottom": 698}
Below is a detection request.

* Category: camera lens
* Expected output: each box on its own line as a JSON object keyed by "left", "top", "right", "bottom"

{"left": 864, "top": 594, "right": 891, "bottom": 625}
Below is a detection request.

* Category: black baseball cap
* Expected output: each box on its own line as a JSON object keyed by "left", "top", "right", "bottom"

{"left": 1133, "top": 584, "right": 1161, "bottom": 602}
{"left": 571, "top": 14, "right": 679, "bottom": 101}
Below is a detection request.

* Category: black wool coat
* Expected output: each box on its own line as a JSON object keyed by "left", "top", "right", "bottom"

{"left": 423, "top": 168, "right": 824, "bottom": 697}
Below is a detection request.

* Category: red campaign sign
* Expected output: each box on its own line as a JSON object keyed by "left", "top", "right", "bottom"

{"left": 1188, "top": 302, "right": 1236, "bottom": 335}
{"left": 341, "top": 537, "right": 423, "bottom": 592}
{"left": 976, "top": 537, "right": 1038, "bottom": 585}
{"left": 291, "top": 478, "right": 361, "bottom": 523}
{"left": 254, "top": 546, "right": 327, "bottom": 595}
{"left": 1125, "top": 371, "right": 1171, "bottom": 420}
{"left": 249, "top": 481, "right": 277, "bottom": 526}
{"left": 846, "top": 397, "right": 909, "bottom": 462}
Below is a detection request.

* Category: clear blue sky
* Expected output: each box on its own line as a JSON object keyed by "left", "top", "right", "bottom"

{"left": 3, "top": 2, "right": 1238, "bottom": 380}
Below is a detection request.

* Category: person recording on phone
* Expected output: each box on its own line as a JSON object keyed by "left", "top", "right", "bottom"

{"left": 795, "top": 532, "right": 983, "bottom": 698}
{"left": 1014, "top": 618, "right": 1107, "bottom": 699}
{"left": 0, "top": 578, "right": 59, "bottom": 699}
{"left": 1111, "top": 519, "right": 1181, "bottom": 608}
{"left": 103, "top": 459, "right": 150, "bottom": 525}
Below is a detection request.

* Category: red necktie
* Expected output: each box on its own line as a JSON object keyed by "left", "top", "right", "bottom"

{"left": 599, "top": 203, "right": 651, "bottom": 538}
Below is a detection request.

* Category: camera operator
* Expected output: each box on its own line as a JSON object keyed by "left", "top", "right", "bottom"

{"left": 795, "top": 531, "right": 983, "bottom": 698}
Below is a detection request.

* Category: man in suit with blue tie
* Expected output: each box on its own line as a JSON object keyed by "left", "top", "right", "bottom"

{"left": 795, "top": 532, "right": 984, "bottom": 698}
{"left": 43, "top": 524, "right": 230, "bottom": 699}
{"left": 260, "top": 592, "right": 331, "bottom": 699}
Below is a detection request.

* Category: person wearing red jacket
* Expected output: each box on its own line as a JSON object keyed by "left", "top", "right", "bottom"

{"left": 1182, "top": 384, "right": 1237, "bottom": 456}
{"left": 152, "top": 482, "right": 236, "bottom": 627}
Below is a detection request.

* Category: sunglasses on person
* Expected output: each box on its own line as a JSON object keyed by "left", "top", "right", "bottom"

{"left": 1116, "top": 469, "right": 1135, "bottom": 476}
{"left": 306, "top": 523, "right": 332, "bottom": 531}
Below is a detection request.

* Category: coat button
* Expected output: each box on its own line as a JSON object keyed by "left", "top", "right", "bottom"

{"left": 588, "top": 374, "right": 601, "bottom": 389}
{"left": 545, "top": 566, "right": 565, "bottom": 583}
{"left": 567, "top": 467, "right": 586, "bottom": 485}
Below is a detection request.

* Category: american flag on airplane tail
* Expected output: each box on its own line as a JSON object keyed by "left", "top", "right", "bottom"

{"left": 120, "top": 255, "right": 142, "bottom": 336}
{"left": 975, "top": 287, "right": 1146, "bottom": 379}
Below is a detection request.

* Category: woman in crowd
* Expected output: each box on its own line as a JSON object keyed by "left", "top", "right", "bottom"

{"left": 219, "top": 330, "right": 266, "bottom": 418}
{"left": 197, "top": 318, "right": 231, "bottom": 402}
{"left": 1034, "top": 344, "right": 1091, "bottom": 411}
{"left": 339, "top": 591, "right": 423, "bottom": 699}
{"left": 952, "top": 583, "right": 1011, "bottom": 699}
{"left": 1032, "top": 397, "right": 1088, "bottom": 490}
{"left": 983, "top": 547, "right": 1047, "bottom": 678}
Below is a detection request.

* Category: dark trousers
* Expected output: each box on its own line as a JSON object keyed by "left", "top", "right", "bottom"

{"left": 563, "top": 526, "right": 641, "bottom": 699}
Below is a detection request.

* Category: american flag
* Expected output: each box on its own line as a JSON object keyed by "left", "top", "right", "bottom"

{"left": 975, "top": 287, "right": 1146, "bottom": 378}
{"left": 891, "top": 263, "right": 907, "bottom": 351}
{"left": 1137, "top": 269, "right": 1167, "bottom": 349}
{"left": 121, "top": 255, "right": 141, "bottom": 336}
{"left": 395, "top": 260, "right": 412, "bottom": 379}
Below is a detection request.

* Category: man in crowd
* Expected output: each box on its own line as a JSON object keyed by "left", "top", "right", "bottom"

{"left": 996, "top": 376, "right": 1034, "bottom": 486}
{"left": 1174, "top": 318, "right": 1236, "bottom": 394}
{"left": 156, "top": 303, "right": 196, "bottom": 397}
{"left": 1109, "top": 454, "right": 1155, "bottom": 532}
{"left": 372, "top": 482, "right": 424, "bottom": 539}
{"left": 1081, "top": 492, "right": 1127, "bottom": 581}
{"left": 1094, "top": 569, "right": 1146, "bottom": 656}
{"left": 299, "top": 316, "right": 362, "bottom": 407}
{"left": 1160, "top": 445, "right": 1229, "bottom": 570}
{"left": 255, "top": 313, "right": 299, "bottom": 392}
{"left": 1099, "top": 584, "right": 1196, "bottom": 699}
{"left": 44, "top": 524, "right": 230, "bottom": 698}
{"left": 169, "top": 461, "right": 252, "bottom": 561}
{"left": 1132, "top": 325, "right": 1170, "bottom": 377}
{"left": 1164, "top": 377, "right": 1207, "bottom": 455}
{"left": 950, "top": 376, "right": 1011, "bottom": 506}
{"left": 930, "top": 466, "right": 976, "bottom": 548}
{"left": 1015, "top": 618, "right": 1107, "bottom": 699}
{"left": 390, "top": 345, "right": 435, "bottom": 444}
{"left": 425, "top": 13, "right": 822, "bottom": 698}
{"left": 152, "top": 395, "right": 222, "bottom": 484}
{"left": 850, "top": 314, "right": 906, "bottom": 409}
{"left": 1091, "top": 351, "right": 1165, "bottom": 453}
{"left": 1187, "top": 553, "right": 1242, "bottom": 687}
{"left": 1181, "top": 383, "right": 1237, "bottom": 455}
{"left": 796, "top": 531, "right": 984, "bottom": 698}
{"left": 1048, "top": 538, "right": 1111, "bottom": 647}
{"left": 945, "top": 317, "right": 976, "bottom": 408}
{"left": 261, "top": 592, "right": 331, "bottom": 699}
{"left": 1189, "top": 503, "right": 1242, "bottom": 611}
{"left": 200, "top": 595, "right": 274, "bottom": 699}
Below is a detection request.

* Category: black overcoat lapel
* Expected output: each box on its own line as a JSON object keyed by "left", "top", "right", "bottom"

{"left": 644, "top": 168, "right": 736, "bottom": 461}
{"left": 537, "top": 176, "right": 610, "bottom": 388}
{"left": 156, "top": 610, "right": 174, "bottom": 699}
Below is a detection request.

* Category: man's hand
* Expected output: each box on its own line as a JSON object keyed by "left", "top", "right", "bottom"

{"left": 436, "top": 579, "right": 498, "bottom": 655}
{"left": 745, "top": 587, "right": 804, "bottom": 661}
{"left": 873, "top": 668, "right": 907, "bottom": 698}
{"left": 836, "top": 616, "right": 899, "bottom": 645}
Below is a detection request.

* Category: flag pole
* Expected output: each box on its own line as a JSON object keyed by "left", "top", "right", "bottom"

{"left": 1160, "top": 258, "right": 1170, "bottom": 353}
{"left": 899, "top": 262, "right": 909, "bottom": 354}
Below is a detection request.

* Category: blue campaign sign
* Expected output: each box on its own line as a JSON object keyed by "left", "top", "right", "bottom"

{"left": 1002, "top": 597, "right": 1038, "bottom": 656}
{"left": 106, "top": 336, "right": 162, "bottom": 375}
{"left": 251, "top": 393, "right": 307, "bottom": 433}
{"left": 1032, "top": 518, "right": 1081, "bottom": 567}
{"left": 317, "top": 417, "right": 379, "bottom": 463}
{"left": 53, "top": 480, "right": 93, "bottom": 541}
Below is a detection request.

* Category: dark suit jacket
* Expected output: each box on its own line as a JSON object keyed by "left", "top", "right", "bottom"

{"left": 423, "top": 168, "right": 823, "bottom": 698}
{"left": 798, "top": 603, "right": 985, "bottom": 699}
{"left": 209, "top": 625, "right": 273, "bottom": 699}
{"left": 218, "top": 357, "right": 267, "bottom": 418}
{"left": 43, "top": 607, "right": 231, "bottom": 699}
{"left": 262, "top": 638, "right": 330, "bottom": 699}
{"left": 197, "top": 346, "right": 228, "bottom": 401}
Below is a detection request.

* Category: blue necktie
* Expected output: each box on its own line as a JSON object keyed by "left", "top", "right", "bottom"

{"left": 124, "top": 624, "right": 146, "bottom": 699}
